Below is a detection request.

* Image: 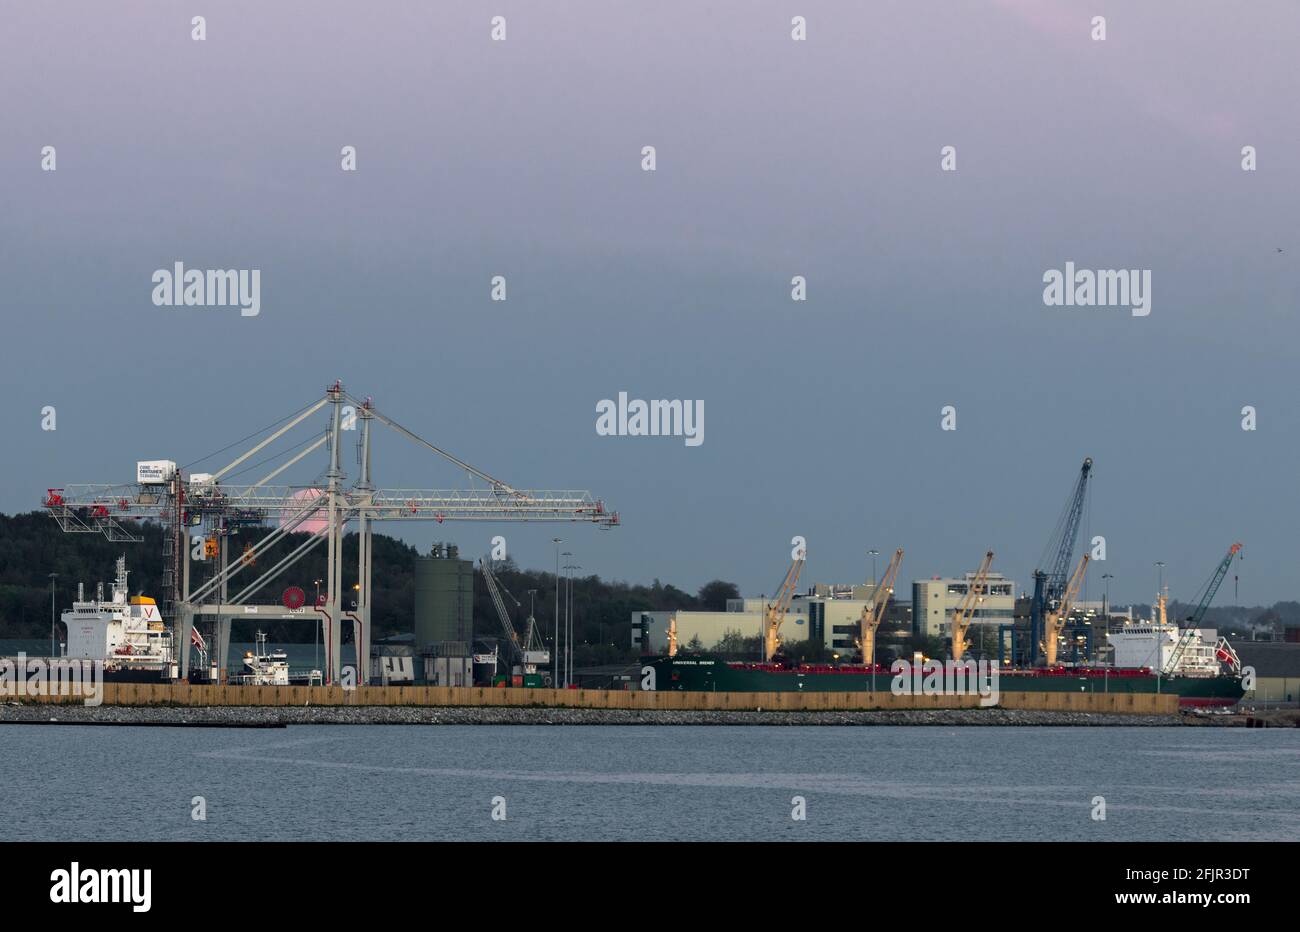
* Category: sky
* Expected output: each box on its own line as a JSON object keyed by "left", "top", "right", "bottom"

{"left": 2, "top": 1, "right": 1297, "bottom": 608}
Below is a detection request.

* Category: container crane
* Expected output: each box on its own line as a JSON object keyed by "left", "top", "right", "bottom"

{"left": 1028, "top": 458, "right": 1092, "bottom": 666}
{"left": 1042, "top": 554, "right": 1089, "bottom": 666}
{"left": 858, "top": 548, "right": 902, "bottom": 666}
{"left": 763, "top": 549, "right": 807, "bottom": 662}
{"left": 44, "top": 382, "right": 616, "bottom": 685}
{"left": 950, "top": 551, "right": 994, "bottom": 663}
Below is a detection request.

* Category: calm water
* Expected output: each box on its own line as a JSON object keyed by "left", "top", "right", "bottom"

{"left": 1, "top": 725, "right": 1296, "bottom": 841}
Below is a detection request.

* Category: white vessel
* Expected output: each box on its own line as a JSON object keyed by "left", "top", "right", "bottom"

{"left": 1107, "top": 592, "right": 1241, "bottom": 677}
{"left": 236, "top": 631, "right": 291, "bottom": 685}
{"left": 63, "top": 556, "right": 178, "bottom": 680}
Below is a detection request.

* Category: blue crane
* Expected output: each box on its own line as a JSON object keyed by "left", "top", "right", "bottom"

{"left": 1027, "top": 458, "right": 1092, "bottom": 666}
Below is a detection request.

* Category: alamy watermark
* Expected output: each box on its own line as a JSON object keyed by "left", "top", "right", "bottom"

{"left": 0, "top": 654, "right": 103, "bottom": 706}
{"left": 596, "top": 393, "right": 703, "bottom": 447}
{"left": 152, "top": 262, "right": 261, "bottom": 317}
{"left": 890, "top": 658, "right": 999, "bottom": 707}
{"left": 1042, "top": 262, "right": 1150, "bottom": 317}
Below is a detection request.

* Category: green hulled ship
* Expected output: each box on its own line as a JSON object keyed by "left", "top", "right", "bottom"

{"left": 644, "top": 654, "right": 1245, "bottom": 708}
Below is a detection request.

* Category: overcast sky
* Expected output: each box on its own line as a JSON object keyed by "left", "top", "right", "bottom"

{"left": 2, "top": 1, "right": 1297, "bottom": 606}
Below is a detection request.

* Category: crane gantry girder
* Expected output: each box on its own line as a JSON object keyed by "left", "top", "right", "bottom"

{"left": 43, "top": 381, "right": 617, "bottom": 686}
{"left": 950, "top": 551, "right": 995, "bottom": 664}
{"left": 858, "top": 548, "right": 903, "bottom": 667}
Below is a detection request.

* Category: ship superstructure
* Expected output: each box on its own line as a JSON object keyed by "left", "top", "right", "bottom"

{"left": 62, "top": 556, "right": 177, "bottom": 680}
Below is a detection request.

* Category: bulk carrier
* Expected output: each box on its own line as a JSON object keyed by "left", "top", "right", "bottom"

{"left": 645, "top": 598, "right": 1245, "bottom": 708}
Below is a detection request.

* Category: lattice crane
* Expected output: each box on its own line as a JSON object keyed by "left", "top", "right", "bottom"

{"left": 763, "top": 547, "right": 807, "bottom": 662}
{"left": 950, "top": 551, "right": 994, "bottom": 663}
{"left": 1028, "top": 458, "right": 1092, "bottom": 665}
{"left": 858, "top": 548, "right": 902, "bottom": 666}
{"left": 1042, "top": 553, "right": 1089, "bottom": 666}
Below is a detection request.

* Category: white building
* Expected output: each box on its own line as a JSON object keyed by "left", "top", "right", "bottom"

{"left": 912, "top": 573, "right": 1016, "bottom": 639}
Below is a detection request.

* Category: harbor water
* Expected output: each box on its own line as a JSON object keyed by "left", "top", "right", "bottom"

{"left": 1, "top": 725, "right": 1296, "bottom": 841}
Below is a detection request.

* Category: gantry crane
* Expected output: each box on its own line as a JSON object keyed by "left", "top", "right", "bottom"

{"left": 858, "top": 548, "right": 902, "bottom": 666}
{"left": 763, "top": 548, "right": 807, "bottom": 662}
{"left": 1028, "top": 458, "right": 1092, "bottom": 665}
{"left": 44, "top": 381, "right": 616, "bottom": 685}
{"left": 950, "top": 551, "right": 994, "bottom": 663}
{"left": 1042, "top": 554, "right": 1089, "bottom": 666}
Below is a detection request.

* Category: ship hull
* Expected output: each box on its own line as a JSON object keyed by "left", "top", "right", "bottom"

{"left": 645, "top": 656, "right": 1243, "bottom": 707}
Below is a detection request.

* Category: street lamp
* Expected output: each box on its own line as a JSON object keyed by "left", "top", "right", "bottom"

{"left": 48, "top": 573, "right": 58, "bottom": 658}
{"left": 868, "top": 549, "right": 880, "bottom": 587}
{"left": 1155, "top": 562, "right": 1166, "bottom": 599}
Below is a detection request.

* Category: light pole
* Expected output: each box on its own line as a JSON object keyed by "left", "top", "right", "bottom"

{"left": 1101, "top": 573, "right": 1113, "bottom": 664}
{"left": 561, "top": 552, "right": 573, "bottom": 685}
{"left": 868, "top": 549, "right": 879, "bottom": 587}
{"left": 1155, "top": 561, "right": 1166, "bottom": 606}
{"left": 565, "top": 563, "right": 582, "bottom": 686}
{"left": 552, "top": 538, "right": 562, "bottom": 688}
{"left": 314, "top": 578, "right": 323, "bottom": 669}
{"left": 48, "top": 573, "right": 58, "bottom": 658}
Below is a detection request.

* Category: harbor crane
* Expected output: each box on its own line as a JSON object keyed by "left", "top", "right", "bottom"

{"left": 763, "top": 547, "right": 807, "bottom": 662}
{"left": 858, "top": 548, "right": 902, "bottom": 666}
{"left": 44, "top": 381, "right": 617, "bottom": 686}
{"left": 1028, "top": 458, "right": 1092, "bottom": 666}
{"left": 1164, "top": 543, "right": 1243, "bottom": 675}
{"left": 1042, "top": 553, "right": 1089, "bottom": 666}
{"left": 480, "top": 558, "right": 550, "bottom": 680}
{"left": 950, "top": 551, "right": 994, "bottom": 663}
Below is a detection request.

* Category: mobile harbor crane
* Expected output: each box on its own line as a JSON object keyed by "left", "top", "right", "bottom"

{"left": 480, "top": 558, "right": 550, "bottom": 686}
{"left": 1027, "top": 458, "right": 1092, "bottom": 666}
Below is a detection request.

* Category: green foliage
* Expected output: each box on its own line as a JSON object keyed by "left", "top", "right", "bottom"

{"left": 697, "top": 579, "right": 740, "bottom": 611}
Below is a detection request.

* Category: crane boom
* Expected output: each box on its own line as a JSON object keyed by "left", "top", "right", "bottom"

{"left": 1164, "top": 543, "right": 1242, "bottom": 674}
{"left": 1029, "top": 458, "right": 1092, "bottom": 665}
{"left": 763, "top": 549, "right": 806, "bottom": 662}
{"left": 480, "top": 559, "right": 522, "bottom": 663}
{"left": 1043, "top": 554, "right": 1089, "bottom": 666}
{"left": 859, "top": 548, "right": 903, "bottom": 666}
{"left": 950, "top": 551, "right": 994, "bottom": 663}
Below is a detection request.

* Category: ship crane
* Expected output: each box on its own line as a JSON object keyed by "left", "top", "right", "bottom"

{"left": 44, "top": 382, "right": 616, "bottom": 686}
{"left": 763, "top": 548, "right": 807, "bottom": 662}
{"left": 858, "top": 548, "right": 902, "bottom": 667}
{"left": 1164, "top": 543, "right": 1243, "bottom": 675}
{"left": 950, "top": 551, "right": 994, "bottom": 663}
{"left": 1042, "top": 554, "right": 1089, "bottom": 666}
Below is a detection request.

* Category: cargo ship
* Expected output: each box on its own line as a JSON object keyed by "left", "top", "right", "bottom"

{"left": 644, "top": 615, "right": 1246, "bottom": 708}
{"left": 61, "top": 556, "right": 178, "bottom": 682}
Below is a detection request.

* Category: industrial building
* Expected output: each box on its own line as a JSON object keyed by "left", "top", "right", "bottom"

{"left": 1235, "top": 641, "right": 1300, "bottom": 705}
{"left": 632, "top": 581, "right": 909, "bottom": 659}
{"left": 912, "top": 573, "right": 1016, "bottom": 639}
{"left": 413, "top": 542, "right": 474, "bottom": 686}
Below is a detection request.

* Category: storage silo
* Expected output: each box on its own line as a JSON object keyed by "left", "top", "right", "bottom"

{"left": 414, "top": 543, "right": 474, "bottom": 656}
